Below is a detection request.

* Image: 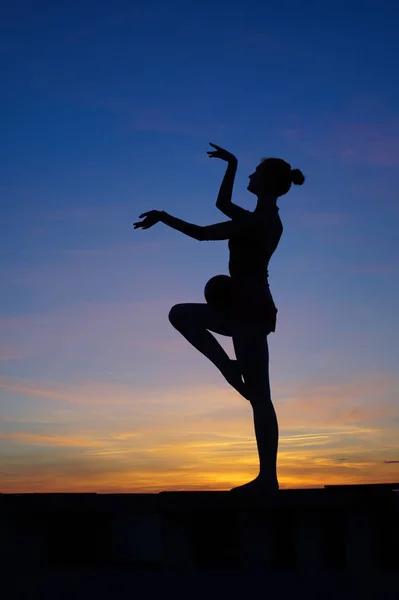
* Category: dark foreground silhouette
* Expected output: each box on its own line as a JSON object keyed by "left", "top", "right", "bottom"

{"left": 134, "top": 143, "right": 305, "bottom": 494}
{"left": 3, "top": 484, "right": 398, "bottom": 599}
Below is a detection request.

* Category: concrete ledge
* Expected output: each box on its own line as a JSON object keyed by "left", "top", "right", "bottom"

{"left": 0, "top": 484, "right": 398, "bottom": 574}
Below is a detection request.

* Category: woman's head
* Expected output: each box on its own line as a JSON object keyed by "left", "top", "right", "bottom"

{"left": 248, "top": 157, "right": 305, "bottom": 198}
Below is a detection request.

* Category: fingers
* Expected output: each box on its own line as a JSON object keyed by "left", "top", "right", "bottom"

{"left": 139, "top": 212, "right": 149, "bottom": 218}
{"left": 209, "top": 142, "right": 221, "bottom": 150}
{"left": 134, "top": 218, "right": 148, "bottom": 227}
{"left": 134, "top": 217, "right": 154, "bottom": 230}
{"left": 134, "top": 223, "right": 150, "bottom": 230}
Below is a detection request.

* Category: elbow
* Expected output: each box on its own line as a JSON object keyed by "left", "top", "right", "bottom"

{"left": 195, "top": 227, "right": 205, "bottom": 241}
{"left": 216, "top": 201, "right": 231, "bottom": 215}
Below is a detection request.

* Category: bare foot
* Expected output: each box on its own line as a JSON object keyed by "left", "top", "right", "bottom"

{"left": 225, "top": 359, "right": 249, "bottom": 399}
{"left": 230, "top": 475, "right": 279, "bottom": 495}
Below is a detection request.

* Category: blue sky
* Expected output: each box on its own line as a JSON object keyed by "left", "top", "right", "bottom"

{"left": 1, "top": 0, "right": 399, "bottom": 492}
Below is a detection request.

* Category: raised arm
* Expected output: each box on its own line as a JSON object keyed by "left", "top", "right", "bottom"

{"left": 161, "top": 212, "right": 246, "bottom": 241}
{"left": 134, "top": 210, "right": 249, "bottom": 241}
{"left": 207, "top": 142, "right": 250, "bottom": 220}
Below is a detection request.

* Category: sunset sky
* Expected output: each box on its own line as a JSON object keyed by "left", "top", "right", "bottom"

{"left": 1, "top": 0, "right": 399, "bottom": 493}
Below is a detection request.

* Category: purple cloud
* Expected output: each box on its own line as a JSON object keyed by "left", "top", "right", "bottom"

{"left": 298, "top": 211, "right": 351, "bottom": 228}
{"left": 279, "top": 115, "right": 399, "bottom": 168}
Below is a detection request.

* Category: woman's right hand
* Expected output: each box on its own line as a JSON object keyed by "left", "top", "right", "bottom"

{"left": 133, "top": 210, "right": 163, "bottom": 230}
{"left": 207, "top": 143, "right": 237, "bottom": 165}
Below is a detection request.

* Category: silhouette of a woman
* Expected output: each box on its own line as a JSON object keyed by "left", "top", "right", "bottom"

{"left": 134, "top": 143, "right": 305, "bottom": 493}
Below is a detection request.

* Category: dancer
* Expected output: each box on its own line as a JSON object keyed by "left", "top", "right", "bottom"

{"left": 134, "top": 143, "right": 305, "bottom": 493}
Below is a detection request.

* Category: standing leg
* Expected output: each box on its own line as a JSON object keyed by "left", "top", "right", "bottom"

{"left": 169, "top": 303, "right": 247, "bottom": 397}
{"left": 231, "top": 330, "right": 279, "bottom": 492}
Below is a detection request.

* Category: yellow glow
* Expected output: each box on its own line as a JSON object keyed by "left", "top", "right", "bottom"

{"left": 1, "top": 374, "right": 398, "bottom": 493}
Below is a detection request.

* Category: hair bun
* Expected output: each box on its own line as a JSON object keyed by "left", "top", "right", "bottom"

{"left": 291, "top": 168, "right": 305, "bottom": 186}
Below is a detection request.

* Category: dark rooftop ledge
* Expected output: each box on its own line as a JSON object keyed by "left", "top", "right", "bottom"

{"left": 1, "top": 484, "right": 398, "bottom": 575}
{"left": 1, "top": 482, "right": 398, "bottom": 510}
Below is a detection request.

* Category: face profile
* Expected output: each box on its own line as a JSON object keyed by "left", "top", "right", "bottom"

{"left": 247, "top": 167, "right": 263, "bottom": 195}
{"left": 247, "top": 159, "right": 305, "bottom": 198}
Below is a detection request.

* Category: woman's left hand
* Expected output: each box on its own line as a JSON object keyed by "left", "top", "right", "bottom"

{"left": 133, "top": 210, "right": 163, "bottom": 230}
{"left": 207, "top": 143, "right": 237, "bottom": 164}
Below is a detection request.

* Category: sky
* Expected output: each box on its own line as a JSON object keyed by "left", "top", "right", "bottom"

{"left": 1, "top": 0, "right": 399, "bottom": 493}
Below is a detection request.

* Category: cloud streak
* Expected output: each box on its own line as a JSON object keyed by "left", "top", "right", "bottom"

{"left": 297, "top": 212, "right": 351, "bottom": 229}
{"left": 280, "top": 115, "right": 399, "bottom": 168}
{"left": 1, "top": 369, "right": 398, "bottom": 492}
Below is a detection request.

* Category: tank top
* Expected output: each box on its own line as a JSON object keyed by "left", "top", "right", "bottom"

{"left": 228, "top": 206, "right": 283, "bottom": 331}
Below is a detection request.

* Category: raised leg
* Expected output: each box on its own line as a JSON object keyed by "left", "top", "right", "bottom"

{"left": 168, "top": 303, "right": 247, "bottom": 397}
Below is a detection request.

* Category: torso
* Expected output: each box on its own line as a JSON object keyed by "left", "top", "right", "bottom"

{"left": 228, "top": 206, "right": 283, "bottom": 328}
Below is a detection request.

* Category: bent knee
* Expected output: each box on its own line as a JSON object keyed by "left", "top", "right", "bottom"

{"left": 169, "top": 303, "right": 189, "bottom": 327}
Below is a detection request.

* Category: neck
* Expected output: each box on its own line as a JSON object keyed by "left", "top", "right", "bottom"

{"left": 255, "top": 194, "right": 278, "bottom": 212}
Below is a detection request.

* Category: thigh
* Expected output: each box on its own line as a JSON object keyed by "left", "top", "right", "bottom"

{"left": 171, "top": 303, "right": 234, "bottom": 337}
{"left": 232, "top": 330, "right": 271, "bottom": 399}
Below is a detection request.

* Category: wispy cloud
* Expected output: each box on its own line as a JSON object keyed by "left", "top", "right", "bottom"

{"left": 0, "top": 353, "right": 22, "bottom": 361}
{"left": 0, "top": 369, "right": 398, "bottom": 492}
{"left": 280, "top": 115, "right": 399, "bottom": 168}
{"left": 2, "top": 369, "right": 398, "bottom": 424}
{"left": 298, "top": 211, "right": 351, "bottom": 229}
{"left": 275, "top": 372, "right": 399, "bottom": 428}
{"left": 0, "top": 297, "right": 188, "bottom": 369}
{"left": 1, "top": 425, "right": 397, "bottom": 493}
{"left": 60, "top": 240, "right": 160, "bottom": 258}
{"left": 337, "top": 121, "right": 399, "bottom": 167}
{"left": 0, "top": 432, "right": 102, "bottom": 448}
{"left": 0, "top": 341, "right": 23, "bottom": 361}
{"left": 0, "top": 375, "right": 140, "bottom": 406}
{"left": 330, "top": 261, "right": 399, "bottom": 275}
